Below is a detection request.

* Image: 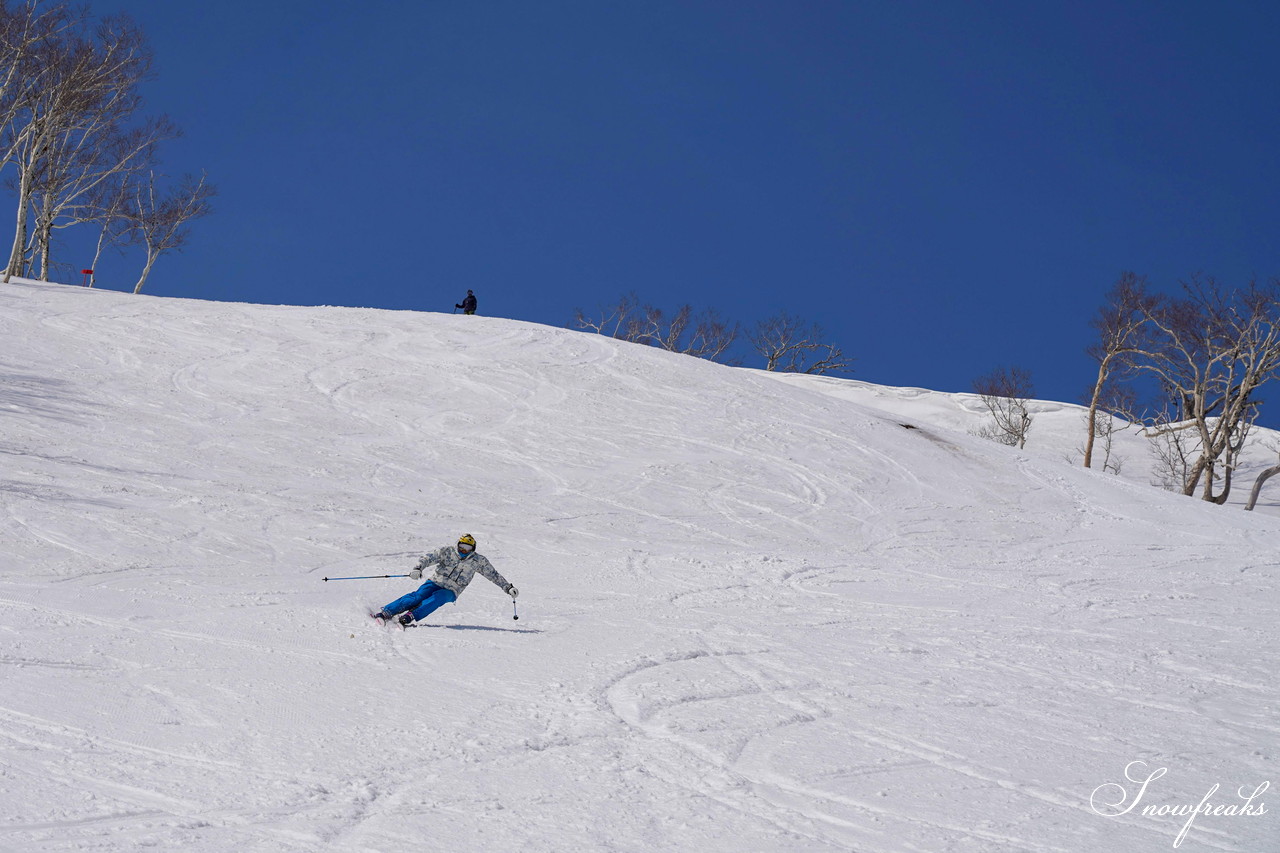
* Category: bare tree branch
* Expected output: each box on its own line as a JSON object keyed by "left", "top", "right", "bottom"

{"left": 1083, "top": 272, "right": 1156, "bottom": 468}
{"left": 125, "top": 170, "right": 214, "bottom": 293}
{"left": 1245, "top": 462, "right": 1280, "bottom": 511}
{"left": 748, "top": 312, "right": 853, "bottom": 375}
{"left": 973, "top": 366, "right": 1035, "bottom": 449}
{"left": 574, "top": 294, "right": 740, "bottom": 363}
{"left": 1120, "top": 277, "right": 1280, "bottom": 502}
{"left": 1, "top": 8, "right": 170, "bottom": 281}
{"left": 573, "top": 292, "right": 638, "bottom": 338}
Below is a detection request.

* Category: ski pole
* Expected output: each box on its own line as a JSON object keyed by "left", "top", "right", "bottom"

{"left": 322, "top": 574, "right": 410, "bottom": 582}
{"left": 512, "top": 599, "right": 519, "bottom": 621}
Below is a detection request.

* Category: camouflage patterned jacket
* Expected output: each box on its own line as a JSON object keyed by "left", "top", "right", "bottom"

{"left": 415, "top": 546, "right": 512, "bottom": 599}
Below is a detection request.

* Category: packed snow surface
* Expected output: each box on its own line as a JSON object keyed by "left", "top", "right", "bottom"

{"left": 0, "top": 280, "right": 1275, "bottom": 852}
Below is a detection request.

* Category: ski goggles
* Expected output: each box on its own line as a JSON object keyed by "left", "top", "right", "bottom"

{"left": 458, "top": 542, "right": 475, "bottom": 554}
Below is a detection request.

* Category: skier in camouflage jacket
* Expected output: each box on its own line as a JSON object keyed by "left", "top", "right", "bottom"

{"left": 375, "top": 534, "right": 517, "bottom": 626}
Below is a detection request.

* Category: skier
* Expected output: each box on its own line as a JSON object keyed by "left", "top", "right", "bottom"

{"left": 373, "top": 534, "right": 517, "bottom": 627}
{"left": 456, "top": 289, "right": 477, "bottom": 315}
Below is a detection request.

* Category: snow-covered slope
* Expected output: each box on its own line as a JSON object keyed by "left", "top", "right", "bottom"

{"left": 759, "top": 373, "right": 1280, "bottom": 515}
{"left": 0, "top": 280, "right": 1275, "bottom": 852}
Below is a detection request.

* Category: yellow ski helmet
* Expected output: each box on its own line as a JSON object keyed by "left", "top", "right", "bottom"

{"left": 458, "top": 533, "right": 477, "bottom": 554}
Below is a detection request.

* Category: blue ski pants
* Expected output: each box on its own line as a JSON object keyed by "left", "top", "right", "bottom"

{"left": 383, "top": 581, "right": 457, "bottom": 622}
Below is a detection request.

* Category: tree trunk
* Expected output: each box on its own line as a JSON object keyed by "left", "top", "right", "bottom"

{"left": 1245, "top": 464, "right": 1280, "bottom": 511}
{"left": 1203, "top": 461, "right": 1233, "bottom": 505}
{"left": 132, "top": 250, "right": 157, "bottom": 294}
{"left": 1083, "top": 360, "right": 1110, "bottom": 469}
{"left": 1216, "top": 465, "right": 1234, "bottom": 505}
{"left": 4, "top": 170, "right": 33, "bottom": 282}
{"left": 1183, "top": 455, "right": 1207, "bottom": 497}
{"left": 88, "top": 225, "right": 109, "bottom": 288}
{"left": 35, "top": 197, "right": 53, "bottom": 281}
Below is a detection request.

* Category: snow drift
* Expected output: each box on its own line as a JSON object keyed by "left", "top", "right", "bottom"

{"left": 0, "top": 280, "right": 1275, "bottom": 852}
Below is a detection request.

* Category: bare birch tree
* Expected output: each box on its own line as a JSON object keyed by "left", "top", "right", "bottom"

{"left": 749, "top": 312, "right": 853, "bottom": 375}
{"left": 632, "top": 303, "right": 739, "bottom": 361}
{"left": 0, "top": 1, "right": 77, "bottom": 177}
{"left": 32, "top": 17, "right": 164, "bottom": 276}
{"left": 1083, "top": 272, "right": 1156, "bottom": 468}
{"left": 1077, "top": 381, "right": 1133, "bottom": 474}
{"left": 574, "top": 294, "right": 739, "bottom": 362}
{"left": 1125, "top": 278, "right": 1280, "bottom": 503}
{"left": 682, "top": 308, "right": 738, "bottom": 362}
{"left": 573, "top": 292, "right": 639, "bottom": 339}
{"left": 972, "top": 366, "right": 1035, "bottom": 449}
{"left": 633, "top": 303, "right": 692, "bottom": 351}
{"left": 1145, "top": 393, "right": 1198, "bottom": 493}
{"left": 82, "top": 168, "right": 131, "bottom": 286}
{"left": 124, "top": 170, "right": 213, "bottom": 293}
{"left": 33, "top": 117, "right": 175, "bottom": 280}
{"left": 3, "top": 10, "right": 165, "bottom": 282}
{"left": 0, "top": 1, "right": 82, "bottom": 281}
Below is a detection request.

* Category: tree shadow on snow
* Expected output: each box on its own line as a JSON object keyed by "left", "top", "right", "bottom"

{"left": 0, "top": 372, "right": 102, "bottom": 426}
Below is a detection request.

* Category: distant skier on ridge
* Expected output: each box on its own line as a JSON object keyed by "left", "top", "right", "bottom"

{"left": 372, "top": 534, "right": 517, "bottom": 627}
{"left": 456, "top": 289, "right": 477, "bottom": 315}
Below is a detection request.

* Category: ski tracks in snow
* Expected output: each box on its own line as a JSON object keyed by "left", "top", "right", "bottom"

{"left": 4, "top": 285, "right": 1278, "bottom": 851}
{"left": 595, "top": 636, "right": 1091, "bottom": 852}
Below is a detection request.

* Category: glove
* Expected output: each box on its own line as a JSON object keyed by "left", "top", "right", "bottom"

{"left": 508, "top": 586, "right": 519, "bottom": 599}
{"left": 409, "top": 567, "right": 423, "bottom": 580}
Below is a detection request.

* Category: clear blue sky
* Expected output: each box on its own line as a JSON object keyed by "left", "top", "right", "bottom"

{"left": 66, "top": 0, "right": 1280, "bottom": 407}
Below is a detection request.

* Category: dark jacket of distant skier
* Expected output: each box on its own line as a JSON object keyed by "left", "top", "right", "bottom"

{"left": 375, "top": 534, "right": 516, "bottom": 626}
{"left": 457, "top": 290, "right": 477, "bottom": 314}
